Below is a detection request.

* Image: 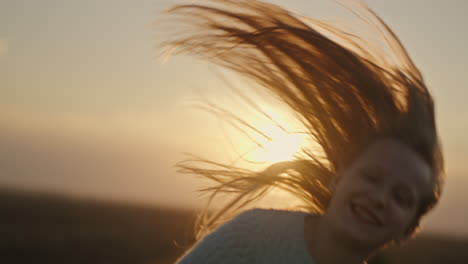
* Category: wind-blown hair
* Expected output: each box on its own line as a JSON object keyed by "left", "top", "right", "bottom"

{"left": 163, "top": 0, "right": 444, "bottom": 240}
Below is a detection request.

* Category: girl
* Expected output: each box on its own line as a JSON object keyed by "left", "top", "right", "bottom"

{"left": 163, "top": 0, "right": 445, "bottom": 263}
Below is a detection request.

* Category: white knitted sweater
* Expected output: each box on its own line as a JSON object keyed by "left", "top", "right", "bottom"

{"left": 176, "top": 208, "right": 315, "bottom": 264}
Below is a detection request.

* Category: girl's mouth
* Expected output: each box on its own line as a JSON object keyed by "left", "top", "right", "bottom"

{"left": 350, "top": 203, "right": 383, "bottom": 227}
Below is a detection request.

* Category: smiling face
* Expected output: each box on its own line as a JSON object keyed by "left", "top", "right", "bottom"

{"left": 323, "top": 138, "right": 433, "bottom": 249}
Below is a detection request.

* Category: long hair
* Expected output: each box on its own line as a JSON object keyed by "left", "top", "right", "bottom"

{"left": 163, "top": 0, "right": 444, "bottom": 240}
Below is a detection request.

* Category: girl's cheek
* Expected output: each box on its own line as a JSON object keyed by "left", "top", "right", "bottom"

{"left": 390, "top": 205, "right": 411, "bottom": 226}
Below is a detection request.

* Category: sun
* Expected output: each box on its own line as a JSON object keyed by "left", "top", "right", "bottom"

{"left": 247, "top": 124, "right": 305, "bottom": 163}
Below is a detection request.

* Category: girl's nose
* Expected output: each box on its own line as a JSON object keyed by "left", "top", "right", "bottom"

{"left": 369, "top": 189, "right": 389, "bottom": 210}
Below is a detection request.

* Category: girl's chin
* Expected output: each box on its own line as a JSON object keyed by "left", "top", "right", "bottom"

{"left": 332, "top": 205, "right": 389, "bottom": 247}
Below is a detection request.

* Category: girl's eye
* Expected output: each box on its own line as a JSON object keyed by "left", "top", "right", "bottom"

{"left": 361, "top": 169, "right": 380, "bottom": 184}
{"left": 393, "top": 187, "right": 414, "bottom": 209}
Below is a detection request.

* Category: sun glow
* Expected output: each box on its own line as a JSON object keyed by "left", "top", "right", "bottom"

{"left": 247, "top": 124, "right": 306, "bottom": 163}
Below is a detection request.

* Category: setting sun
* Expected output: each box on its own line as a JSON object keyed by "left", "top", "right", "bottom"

{"left": 247, "top": 124, "right": 305, "bottom": 163}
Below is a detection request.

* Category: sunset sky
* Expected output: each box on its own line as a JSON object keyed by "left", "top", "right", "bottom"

{"left": 1, "top": 0, "right": 467, "bottom": 237}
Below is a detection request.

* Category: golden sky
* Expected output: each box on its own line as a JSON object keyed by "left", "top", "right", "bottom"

{"left": 1, "top": 0, "right": 467, "bottom": 237}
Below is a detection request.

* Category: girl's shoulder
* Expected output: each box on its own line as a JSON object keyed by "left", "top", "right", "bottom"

{"left": 237, "top": 208, "right": 309, "bottom": 223}
{"left": 176, "top": 208, "right": 314, "bottom": 264}
{"left": 233, "top": 208, "right": 315, "bottom": 263}
{"left": 233, "top": 208, "right": 309, "bottom": 237}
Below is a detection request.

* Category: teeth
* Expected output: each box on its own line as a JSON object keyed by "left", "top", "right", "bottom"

{"left": 351, "top": 204, "right": 380, "bottom": 226}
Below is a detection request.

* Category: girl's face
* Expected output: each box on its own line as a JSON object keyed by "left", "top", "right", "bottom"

{"left": 323, "top": 138, "right": 433, "bottom": 249}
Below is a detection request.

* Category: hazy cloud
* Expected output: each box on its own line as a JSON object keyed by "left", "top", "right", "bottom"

{"left": 0, "top": 112, "right": 202, "bottom": 209}
{"left": 0, "top": 37, "right": 9, "bottom": 57}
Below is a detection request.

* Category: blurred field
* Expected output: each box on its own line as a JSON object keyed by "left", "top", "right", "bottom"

{"left": 1, "top": 188, "right": 467, "bottom": 264}
{"left": 1, "top": 188, "right": 196, "bottom": 264}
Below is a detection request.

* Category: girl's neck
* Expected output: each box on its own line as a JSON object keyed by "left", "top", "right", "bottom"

{"left": 303, "top": 214, "right": 372, "bottom": 264}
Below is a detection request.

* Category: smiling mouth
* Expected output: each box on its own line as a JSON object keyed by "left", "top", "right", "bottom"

{"left": 350, "top": 203, "right": 383, "bottom": 227}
